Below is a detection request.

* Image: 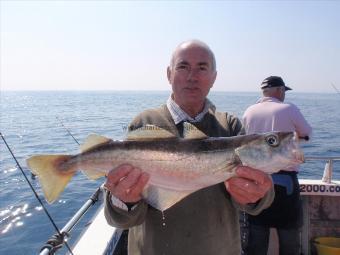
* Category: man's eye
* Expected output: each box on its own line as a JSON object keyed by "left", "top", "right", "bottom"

{"left": 176, "top": 65, "right": 188, "bottom": 70}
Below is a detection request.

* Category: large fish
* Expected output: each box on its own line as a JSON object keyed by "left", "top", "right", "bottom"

{"left": 26, "top": 123, "right": 304, "bottom": 211}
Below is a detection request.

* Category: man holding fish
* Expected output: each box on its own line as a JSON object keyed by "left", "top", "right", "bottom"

{"left": 103, "top": 40, "right": 276, "bottom": 255}
{"left": 27, "top": 39, "right": 305, "bottom": 254}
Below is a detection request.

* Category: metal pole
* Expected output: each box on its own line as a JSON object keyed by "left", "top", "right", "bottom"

{"left": 39, "top": 187, "right": 103, "bottom": 255}
{"left": 40, "top": 248, "right": 51, "bottom": 255}
{"left": 304, "top": 156, "right": 340, "bottom": 184}
{"left": 305, "top": 156, "right": 340, "bottom": 161}
{"left": 61, "top": 187, "right": 102, "bottom": 234}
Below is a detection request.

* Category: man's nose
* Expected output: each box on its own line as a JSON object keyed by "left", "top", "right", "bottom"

{"left": 187, "top": 68, "right": 199, "bottom": 81}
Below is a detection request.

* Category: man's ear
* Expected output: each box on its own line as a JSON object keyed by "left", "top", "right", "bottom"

{"left": 167, "top": 66, "right": 171, "bottom": 83}
{"left": 210, "top": 71, "right": 217, "bottom": 88}
{"left": 166, "top": 66, "right": 171, "bottom": 84}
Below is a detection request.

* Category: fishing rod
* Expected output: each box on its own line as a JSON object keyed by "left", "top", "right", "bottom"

{"left": 0, "top": 132, "right": 74, "bottom": 255}
{"left": 40, "top": 187, "right": 102, "bottom": 255}
{"left": 53, "top": 117, "right": 127, "bottom": 255}
{"left": 41, "top": 117, "right": 105, "bottom": 255}
{"left": 41, "top": 117, "right": 85, "bottom": 255}
{"left": 331, "top": 83, "right": 340, "bottom": 95}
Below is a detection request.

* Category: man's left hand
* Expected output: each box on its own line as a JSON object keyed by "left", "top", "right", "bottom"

{"left": 224, "top": 166, "right": 273, "bottom": 205}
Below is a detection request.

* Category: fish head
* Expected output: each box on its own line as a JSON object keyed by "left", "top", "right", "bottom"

{"left": 235, "top": 132, "right": 304, "bottom": 174}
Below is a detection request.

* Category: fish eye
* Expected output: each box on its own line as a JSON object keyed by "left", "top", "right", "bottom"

{"left": 266, "top": 134, "right": 279, "bottom": 147}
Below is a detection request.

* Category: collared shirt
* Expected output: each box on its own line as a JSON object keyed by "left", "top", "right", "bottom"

{"left": 166, "top": 95, "right": 216, "bottom": 124}
{"left": 242, "top": 96, "right": 312, "bottom": 172}
{"left": 242, "top": 97, "right": 312, "bottom": 136}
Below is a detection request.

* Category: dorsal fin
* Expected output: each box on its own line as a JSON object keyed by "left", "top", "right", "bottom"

{"left": 183, "top": 122, "right": 208, "bottom": 139}
{"left": 80, "top": 134, "right": 112, "bottom": 152}
{"left": 126, "top": 125, "right": 176, "bottom": 141}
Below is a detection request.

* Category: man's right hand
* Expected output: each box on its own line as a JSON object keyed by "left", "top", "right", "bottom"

{"left": 104, "top": 164, "right": 150, "bottom": 203}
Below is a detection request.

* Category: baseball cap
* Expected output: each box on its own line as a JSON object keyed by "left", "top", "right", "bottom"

{"left": 260, "top": 76, "right": 292, "bottom": 91}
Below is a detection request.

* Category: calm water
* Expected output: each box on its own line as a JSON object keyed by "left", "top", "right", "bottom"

{"left": 1, "top": 91, "right": 339, "bottom": 255}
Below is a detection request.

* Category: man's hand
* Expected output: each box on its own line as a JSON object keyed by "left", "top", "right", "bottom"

{"left": 104, "top": 164, "right": 150, "bottom": 203}
{"left": 225, "top": 166, "right": 273, "bottom": 205}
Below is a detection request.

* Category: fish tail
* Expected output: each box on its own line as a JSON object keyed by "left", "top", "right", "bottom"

{"left": 26, "top": 155, "right": 75, "bottom": 203}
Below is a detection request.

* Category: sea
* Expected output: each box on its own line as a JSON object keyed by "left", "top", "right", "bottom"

{"left": 0, "top": 91, "right": 339, "bottom": 255}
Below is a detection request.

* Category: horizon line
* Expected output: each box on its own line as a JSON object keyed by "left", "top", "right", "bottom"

{"left": 0, "top": 89, "right": 335, "bottom": 94}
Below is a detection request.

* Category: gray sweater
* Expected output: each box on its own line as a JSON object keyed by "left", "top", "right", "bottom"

{"left": 104, "top": 105, "right": 274, "bottom": 255}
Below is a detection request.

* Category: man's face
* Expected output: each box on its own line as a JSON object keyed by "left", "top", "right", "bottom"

{"left": 167, "top": 45, "right": 217, "bottom": 111}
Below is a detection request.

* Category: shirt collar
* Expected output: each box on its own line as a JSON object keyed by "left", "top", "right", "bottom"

{"left": 256, "top": 96, "right": 282, "bottom": 104}
{"left": 166, "top": 94, "right": 216, "bottom": 124}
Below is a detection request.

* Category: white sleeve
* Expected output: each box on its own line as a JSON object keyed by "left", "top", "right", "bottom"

{"left": 110, "top": 194, "right": 138, "bottom": 211}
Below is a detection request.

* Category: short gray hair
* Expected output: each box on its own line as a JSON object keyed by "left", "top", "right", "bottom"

{"left": 262, "top": 86, "right": 283, "bottom": 96}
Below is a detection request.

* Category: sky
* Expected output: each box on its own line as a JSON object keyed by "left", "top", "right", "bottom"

{"left": 0, "top": 1, "right": 339, "bottom": 93}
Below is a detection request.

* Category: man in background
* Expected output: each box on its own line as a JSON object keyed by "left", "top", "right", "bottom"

{"left": 242, "top": 76, "right": 312, "bottom": 255}
{"left": 103, "top": 40, "right": 274, "bottom": 255}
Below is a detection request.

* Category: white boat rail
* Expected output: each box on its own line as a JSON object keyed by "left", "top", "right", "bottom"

{"left": 39, "top": 187, "right": 102, "bottom": 255}
{"left": 305, "top": 156, "right": 340, "bottom": 183}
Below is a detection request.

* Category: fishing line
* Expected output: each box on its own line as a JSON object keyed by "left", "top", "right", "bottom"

{"left": 0, "top": 132, "right": 74, "bottom": 255}
{"left": 56, "top": 116, "right": 80, "bottom": 145}
{"left": 331, "top": 83, "right": 340, "bottom": 96}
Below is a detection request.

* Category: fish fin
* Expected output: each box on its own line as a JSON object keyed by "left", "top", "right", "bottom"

{"left": 80, "top": 134, "right": 112, "bottom": 152}
{"left": 142, "top": 185, "right": 194, "bottom": 211}
{"left": 82, "top": 169, "right": 106, "bottom": 180}
{"left": 126, "top": 125, "right": 176, "bottom": 140}
{"left": 182, "top": 122, "right": 208, "bottom": 139}
{"left": 26, "top": 155, "right": 75, "bottom": 203}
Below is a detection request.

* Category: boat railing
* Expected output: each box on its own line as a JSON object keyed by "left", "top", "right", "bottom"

{"left": 39, "top": 186, "right": 103, "bottom": 255}
{"left": 304, "top": 156, "right": 340, "bottom": 183}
